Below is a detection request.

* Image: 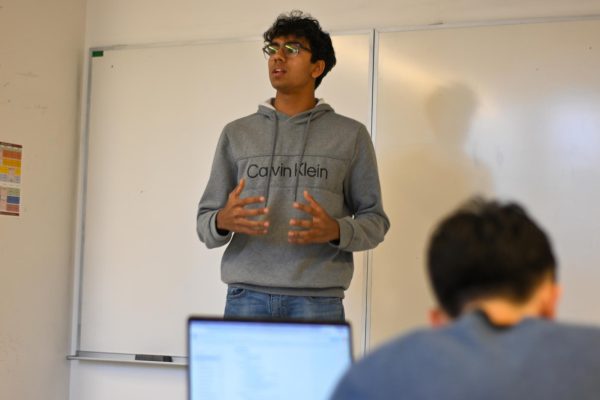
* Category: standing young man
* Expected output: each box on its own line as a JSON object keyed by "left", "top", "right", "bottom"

{"left": 196, "top": 11, "right": 389, "bottom": 321}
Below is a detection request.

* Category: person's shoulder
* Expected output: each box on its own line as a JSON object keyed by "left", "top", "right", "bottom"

{"left": 218, "top": 110, "right": 270, "bottom": 141}
{"left": 331, "top": 329, "right": 442, "bottom": 399}
{"left": 541, "top": 319, "right": 600, "bottom": 343}
{"left": 521, "top": 320, "right": 600, "bottom": 377}
{"left": 223, "top": 111, "right": 263, "bottom": 130}
{"left": 503, "top": 318, "right": 600, "bottom": 366}
{"left": 323, "top": 109, "right": 368, "bottom": 131}
{"left": 357, "top": 327, "right": 439, "bottom": 368}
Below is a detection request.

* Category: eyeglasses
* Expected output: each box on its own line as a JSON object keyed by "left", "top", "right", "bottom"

{"left": 262, "top": 42, "right": 311, "bottom": 59}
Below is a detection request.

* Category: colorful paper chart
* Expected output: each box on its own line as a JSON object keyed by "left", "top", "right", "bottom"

{"left": 0, "top": 142, "right": 22, "bottom": 216}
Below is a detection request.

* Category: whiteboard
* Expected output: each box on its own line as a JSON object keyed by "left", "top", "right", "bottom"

{"left": 78, "top": 34, "right": 373, "bottom": 357}
{"left": 371, "top": 19, "right": 600, "bottom": 348}
{"left": 78, "top": 19, "right": 600, "bottom": 358}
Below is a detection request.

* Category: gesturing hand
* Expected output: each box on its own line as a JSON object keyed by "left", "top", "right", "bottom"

{"left": 288, "top": 191, "right": 340, "bottom": 244}
{"left": 216, "top": 179, "right": 269, "bottom": 235}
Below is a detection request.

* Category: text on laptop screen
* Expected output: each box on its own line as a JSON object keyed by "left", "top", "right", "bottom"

{"left": 188, "top": 319, "right": 352, "bottom": 400}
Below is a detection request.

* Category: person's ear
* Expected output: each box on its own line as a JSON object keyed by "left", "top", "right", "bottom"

{"left": 429, "top": 307, "right": 450, "bottom": 328}
{"left": 540, "top": 283, "right": 561, "bottom": 320}
{"left": 311, "top": 60, "right": 325, "bottom": 79}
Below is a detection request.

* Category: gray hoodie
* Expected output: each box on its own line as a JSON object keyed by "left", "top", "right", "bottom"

{"left": 197, "top": 100, "right": 389, "bottom": 297}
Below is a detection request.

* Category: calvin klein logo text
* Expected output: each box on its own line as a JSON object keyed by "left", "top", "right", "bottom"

{"left": 246, "top": 162, "right": 328, "bottom": 179}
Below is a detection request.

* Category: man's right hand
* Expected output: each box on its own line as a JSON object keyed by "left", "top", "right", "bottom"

{"left": 216, "top": 178, "right": 269, "bottom": 235}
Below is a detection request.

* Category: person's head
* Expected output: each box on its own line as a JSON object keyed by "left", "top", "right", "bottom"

{"left": 427, "top": 198, "right": 558, "bottom": 323}
{"left": 263, "top": 10, "right": 336, "bottom": 91}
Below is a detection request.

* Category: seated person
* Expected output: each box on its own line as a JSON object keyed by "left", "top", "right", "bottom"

{"left": 331, "top": 198, "right": 600, "bottom": 400}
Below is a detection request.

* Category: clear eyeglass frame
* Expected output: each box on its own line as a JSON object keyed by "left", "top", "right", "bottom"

{"left": 262, "top": 42, "right": 311, "bottom": 59}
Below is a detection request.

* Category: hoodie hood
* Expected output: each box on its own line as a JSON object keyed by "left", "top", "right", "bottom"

{"left": 257, "top": 98, "right": 334, "bottom": 123}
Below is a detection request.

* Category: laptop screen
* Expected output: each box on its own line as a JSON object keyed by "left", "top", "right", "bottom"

{"left": 188, "top": 317, "right": 352, "bottom": 400}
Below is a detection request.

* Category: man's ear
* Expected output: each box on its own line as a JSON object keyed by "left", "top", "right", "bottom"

{"left": 311, "top": 60, "right": 325, "bottom": 79}
{"left": 539, "top": 282, "right": 561, "bottom": 320}
{"left": 429, "top": 307, "right": 450, "bottom": 328}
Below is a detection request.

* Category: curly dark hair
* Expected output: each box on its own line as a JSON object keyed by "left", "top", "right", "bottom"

{"left": 427, "top": 198, "right": 557, "bottom": 318}
{"left": 263, "top": 10, "right": 336, "bottom": 89}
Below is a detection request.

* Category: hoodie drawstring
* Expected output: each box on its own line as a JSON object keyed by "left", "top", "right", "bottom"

{"left": 264, "top": 117, "right": 279, "bottom": 206}
{"left": 294, "top": 111, "right": 315, "bottom": 202}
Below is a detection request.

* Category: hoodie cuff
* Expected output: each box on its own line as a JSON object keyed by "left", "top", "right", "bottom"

{"left": 333, "top": 217, "right": 354, "bottom": 250}
{"left": 210, "top": 211, "right": 232, "bottom": 242}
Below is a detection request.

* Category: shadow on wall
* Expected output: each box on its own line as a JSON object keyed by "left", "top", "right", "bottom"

{"left": 372, "top": 82, "right": 494, "bottom": 346}
{"left": 419, "top": 82, "right": 494, "bottom": 206}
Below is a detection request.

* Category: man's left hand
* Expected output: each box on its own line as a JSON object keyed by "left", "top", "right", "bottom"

{"left": 288, "top": 191, "right": 340, "bottom": 244}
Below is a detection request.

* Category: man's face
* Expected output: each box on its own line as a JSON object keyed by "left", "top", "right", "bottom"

{"left": 266, "top": 35, "right": 324, "bottom": 95}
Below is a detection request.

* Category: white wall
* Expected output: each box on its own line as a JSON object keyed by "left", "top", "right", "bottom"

{"left": 0, "top": 0, "right": 85, "bottom": 399}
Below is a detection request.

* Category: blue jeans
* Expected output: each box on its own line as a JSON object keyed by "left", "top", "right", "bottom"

{"left": 224, "top": 287, "right": 345, "bottom": 321}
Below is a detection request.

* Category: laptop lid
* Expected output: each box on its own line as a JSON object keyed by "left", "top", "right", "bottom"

{"left": 188, "top": 317, "right": 353, "bottom": 400}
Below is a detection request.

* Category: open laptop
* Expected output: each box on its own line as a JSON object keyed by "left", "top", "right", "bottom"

{"left": 188, "top": 316, "right": 353, "bottom": 400}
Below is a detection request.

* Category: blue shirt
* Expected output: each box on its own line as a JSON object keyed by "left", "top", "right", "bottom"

{"left": 331, "top": 311, "right": 600, "bottom": 400}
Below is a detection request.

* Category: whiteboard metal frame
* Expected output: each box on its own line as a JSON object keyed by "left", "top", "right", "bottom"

{"left": 362, "top": 29, "right": 378, "bottom": 354}
{"left": 69, "top": 48, "right": 94, "bottom": 357}
{"left": 376, "top": 14, "right": 600, "bottom": 33}
{"left": 67, "top": 351, "right": 187, "bottom": 367}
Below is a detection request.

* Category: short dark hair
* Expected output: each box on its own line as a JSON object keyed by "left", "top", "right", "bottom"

{"left": 427, "top": 198, "right": 557, "bottom": 318}
{"left": 263, "top": 10, "right": 336, "bottom": 89}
